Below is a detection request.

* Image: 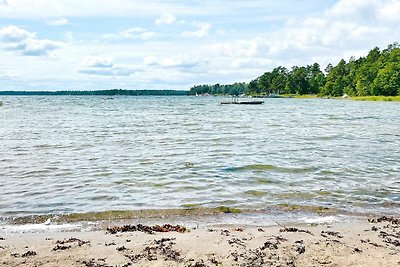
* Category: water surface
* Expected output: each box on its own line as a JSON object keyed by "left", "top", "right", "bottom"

{"left": 0, "top": 96, "right": 399, "bottom": 219}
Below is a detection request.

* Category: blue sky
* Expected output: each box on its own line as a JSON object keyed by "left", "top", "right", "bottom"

{"left": 0, "top": 0, "right": 399, "bottom": 91}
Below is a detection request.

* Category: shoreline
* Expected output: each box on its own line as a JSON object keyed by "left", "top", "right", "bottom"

{"left": 1, "top": 215, "right": 399, "bottom": 266}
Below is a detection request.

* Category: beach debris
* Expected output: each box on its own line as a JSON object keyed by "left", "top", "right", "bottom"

{"left": 379, "top": 230, "right": 400, "bottom": 239}
{"left": 258, "top": 228, "right": 265, "bottom": 232}
{"left": 52, "top": 244, "right": 72, "bottom": 251}
{"left": 21, "top": 250, "right": 37, "bottom": 257}
{"left": 56, "top": 237, "right": 90, "bottom": 247}
{"left": 294, "top": 240, "right": 306, "bottom": 254}
{"left": 207, "top": 228, "right": 217, "bottom": 232}
{"left": 81, "top": 259, "right": 112, "bottom": 267}
{"left": 153, "top": 224, "right": 186, "bottom": 233}
{"left": 230, "top": 248, "right": 266, "bottom": 266}
{"left": 321, "top": 231, "right": 343, "bottom": 238}
{"left": 368, "top": 216, "right": 400, "bottom": 225}
{"left": 116, "top": 246, "right": 127, "bottom": 251}
{"left": 208, "top": 255, "right": 221, "bottom": 266}
{"left": 220, "top": 229, "right": 230, "bottom": 236}
{"left": 353, "top": 247, "right": 362, "bottom": 253}
{"left": 261, "top": 241, "right": 278, "bottom": 250}
{"left": 124, "top": 237, "right": 182, "bottom": 263}
{"left": 105, "top": 241, "right": 116, "bottom": 246}
{"left": 126, "top": 239, "right": 131, "bottom": 242}
{"left": 275, "top": 236, "right": 288, "bottom": 243}
{"left": 187, "top": 260, "right": 207, "bottom": 267}
{"left": 360, "top": 239, "right": 384, "bottom": 247}
{"left": 234, "top": 227, "right": 244, "bottom": 232}
{"left": 228, "top": 238, "right": 246, "bottom": 247}
{"left": 277, "top": 222, "right": 314, "bottom": 236}
{"left": 0, "top": 237, "right": 4, "bottom": 240}
{"left": 317, "top": 257, "right": 332, "bottom": 265}
{"left": 154, "top": 237, "right": 176, "bottom": 245}
{"left": 371, "top": 226, "right": 379, "bottom": 231}
{"left": 382, "top": 237, "right": 400, "bottom": 247}
{"left": 107, "top": 223, "right": 186, "bottom": 234}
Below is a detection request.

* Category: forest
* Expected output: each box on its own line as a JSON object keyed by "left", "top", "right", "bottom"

{"left": 189, "top": 43, "right": 400, "bottom": 97}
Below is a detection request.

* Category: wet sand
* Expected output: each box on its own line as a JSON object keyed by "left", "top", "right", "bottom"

{"left": 1, "top": 217, "right": 399, "bottom": 267}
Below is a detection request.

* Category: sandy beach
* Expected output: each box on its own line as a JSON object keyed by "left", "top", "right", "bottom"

{"left": 1, "top": 216, "right": 399, "bottom": 267}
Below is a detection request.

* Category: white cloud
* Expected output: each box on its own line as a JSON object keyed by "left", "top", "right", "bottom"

{"left": 46, "top": 18, "right": 69, "bottom": 26}
{"left": 211, "top": 38, "right": 267, "bottom": 58}
{"left": 155, "top": 13, "right": 176, "bottom": 26}
{"left": 0, "top": 25, "right": 34, "bottom": 42}
{"left": 210, "top": 0, "right": 400, "bottom": 72}
{"left": 378, "top": 0, "right": 400, "bottom": 22}
{"left": 1, "top": 0, "right": 400, "bottom": 91}
{"left": 144, "top": 55, "right": 201, "bottom": 69}
{"left": 79, "top": 56, "right": 137, "bottom": 77}
{"left": 182, "top": 23, "right": 211, "bottom": 38}
{"left": 104, "top": 27, "right": 156, "bottom": 41}
{"left": 0, "top": 0, "right": 201, "bottom": 18}
{"left": 82, "top": 56, "right": 114, "bottom": 68}
{"left": 0, "top": 25, "right": 63, "bottom": 56}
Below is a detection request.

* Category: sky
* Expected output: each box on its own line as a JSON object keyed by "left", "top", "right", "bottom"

{"left": 0, "top": 0, "right": 400, "bottom": 91}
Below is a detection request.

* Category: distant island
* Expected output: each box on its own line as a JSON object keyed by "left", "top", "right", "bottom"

{"left": 189, "top": 43, "right": 400, "bottom": 99}
{"left": 0, "top": 89, "right": 188, "bottom": 96}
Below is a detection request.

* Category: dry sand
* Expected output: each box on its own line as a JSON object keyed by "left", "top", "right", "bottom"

{"left": 1, "top": 217, "right": 399, "bottom": 267}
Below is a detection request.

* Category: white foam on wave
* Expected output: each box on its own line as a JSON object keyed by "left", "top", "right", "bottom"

{"left": 0, "top": 221, "right": 82, "bottom": 234}
{"left": 301, "top": 216, "right": 338, "bottom": 224}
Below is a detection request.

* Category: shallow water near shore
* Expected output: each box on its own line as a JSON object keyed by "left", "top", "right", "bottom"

{"left": 0, "top": 96, "right": 399, "bottom": 223}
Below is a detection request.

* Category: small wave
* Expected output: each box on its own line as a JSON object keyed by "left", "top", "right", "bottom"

{"left": 245, "top": 190, "right": 267, "bottom": 197}
{"left": 224, "top": 164, "right": 316, "bottom": 174}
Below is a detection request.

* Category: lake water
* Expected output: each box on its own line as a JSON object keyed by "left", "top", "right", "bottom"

{"left": 0, "top": 96, "right": 399, "bottom": 221}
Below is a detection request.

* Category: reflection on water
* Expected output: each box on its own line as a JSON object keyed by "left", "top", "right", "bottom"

{"left": 0, "top": 96, "right": 399, "bottom": 218}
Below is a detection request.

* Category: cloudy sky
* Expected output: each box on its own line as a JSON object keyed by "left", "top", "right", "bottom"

{"left": 0, "top": 0, "right": 399, "bottom": 91}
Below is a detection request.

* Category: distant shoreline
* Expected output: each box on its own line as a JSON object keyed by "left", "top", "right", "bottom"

{"left": 0, "top": 89, "right": 189, "bottom": 96}
{"left": 1, "top": 92, "right": 400, "bottom": 101}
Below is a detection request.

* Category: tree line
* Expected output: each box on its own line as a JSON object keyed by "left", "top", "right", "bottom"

{"left": 189, "top": 43, "right": 400, "bottom": 97}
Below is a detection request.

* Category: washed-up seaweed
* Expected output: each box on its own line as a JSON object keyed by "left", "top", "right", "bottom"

{"left": 124, "top": 237, "right": 182, "bottom": 263}
{"left": 382, "top": 237, "right": 400, "bottom": 247}
{"left": 53, "top": 244, "right": 71, "bottom": 251}
{"left": 277, "top": 222, "right": 313, "bottom": 236}
{"left": 107, "top": 223, "right": 186, "bottom": 234}
{"left": 56, "top": 237, "right": 90, "bottom": 247}
{"left": 21, "top": 250, "right": 37, "bottom": 257}
{"left": 360, "top": 239, "right": 384, "bottom": 247}
{"left": 228, "top": 238, "right": 246, "bottom": 247}
{"left": 11, "top": 251, "right": 37, "bottom": 257}
{"left": 186, "top": 260, "right": 207, "bottom": 267}
{"left": 368, "top": 216, "right": 400, "bottom": 225}
{"left": 294, "top": 240, "right": 305, "bottom": 254}
{"left": 116, "top": 246, "right": 127, "bottom": 251}
{"left": 378, "top": 230, "right": 400, "bottom": 239}
{"left": 321, "top": 231, "right": 343, "bottom": 238}
{"left": 105, "top": 242, "right": 116, "bottom": 246}
{"left": 220, "top": 229, "right": 230, "bottom": 236}
{"left": 81, "top": 259, "right": 112, "bottom": 267}
{"left": 260, "top": 241, "right": 278, "bottom": 250}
